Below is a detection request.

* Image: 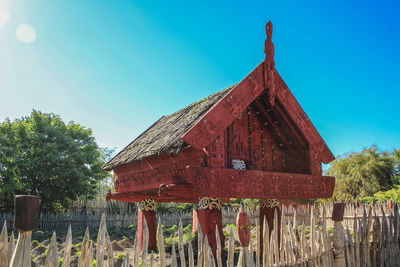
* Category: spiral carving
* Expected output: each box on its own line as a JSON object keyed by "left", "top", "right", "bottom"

{"left": 138, "top": 198, "right": 156, "bottom": 211}
{"left": 197, "top": 197, "right": 222, "bottom": 210}
{"left": 260, "top": 199, "right": 280, "bottom": 208}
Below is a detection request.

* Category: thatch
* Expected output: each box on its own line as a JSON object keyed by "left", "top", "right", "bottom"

{"left": 103, "top": 85, "right": 236, "bottom": 170}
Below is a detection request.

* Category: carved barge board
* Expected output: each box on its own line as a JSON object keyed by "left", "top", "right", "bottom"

{"left": 274, "top": 71, "right": 334, "bottom": 164}
{"left": 182, "top": 62, "right": 264, "bottom": 149}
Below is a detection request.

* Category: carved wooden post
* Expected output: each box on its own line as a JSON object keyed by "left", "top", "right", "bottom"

{"left": 236, "top": 206, "right": 254, "bottom": 267}
{"left": 332, "top": 203, "right": 346, "bottom": 267}
{"left": 197, "top": 197, "right": 225, "bottom": 260}
{"left": 259, "top": 199, "right": 281, "bottom": 251}
{"left": 137, "top": 199, "right": 157, "bottom": 251}
{"left": 192, "top": 208, "right": 198, "bottom": 234}
{"left": 10, "top": 195, "right": 40, "bottom": 267}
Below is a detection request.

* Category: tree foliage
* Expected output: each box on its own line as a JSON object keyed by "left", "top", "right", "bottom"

{"left": 0, "top": 110, "right": 109, "bottom": 211}
{"left": 327, "top": 146, "right": 398, "bottom": 201}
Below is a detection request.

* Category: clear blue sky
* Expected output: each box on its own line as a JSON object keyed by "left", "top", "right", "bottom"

{"left": 1, "top": 0, "right": 399, "bottom": 159}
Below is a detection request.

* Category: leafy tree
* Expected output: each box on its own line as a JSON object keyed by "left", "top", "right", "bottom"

{"left": 0, "top": 110, "right": 110, "bottom": 211}
{"left": 373, "top": 185, "right": 400, "bottom": 203}
{"left": 392, "top": 149, "right": 400, "bottom": 184}
{"left": 327, "top": 146, "right": 395, "bottom": 201}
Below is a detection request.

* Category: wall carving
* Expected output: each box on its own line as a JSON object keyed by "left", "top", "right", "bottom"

{"left": 197, "top": 197, "right": 222, "bottom": 210}
{"left": 260, "top": 199, "right": 280, "bottom": 208}
{"left": 138, "top": 199, "right": 156, "bottom": 211}
{"left": 264, "top": 21, "right": 276, "bottom": 106}
{"left": 189, "top": 167, "right": 335, "bottom": 199}
{"left": 206, "top": 135, "right": 226, "bottom": 168}
{"left": 232, "top": 159, "right": 246, "bottom": 170}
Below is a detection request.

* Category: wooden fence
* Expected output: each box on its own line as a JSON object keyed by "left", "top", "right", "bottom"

{"left": 0, "top": 201, "right": 396, "bottom": 231}
{"left": 0, "top": 209, "right": 195, "bottom": 231}
{"left": 1, "top": 202, "right": 399, "bottom": 267}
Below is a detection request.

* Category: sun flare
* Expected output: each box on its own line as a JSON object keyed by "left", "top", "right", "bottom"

{"left": 16, "top": 23, "right": 36, "bottom": 43}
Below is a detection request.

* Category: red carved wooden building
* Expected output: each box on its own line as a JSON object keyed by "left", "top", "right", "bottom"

{"left": 103, "top": 21, "right": 335, "bottom": 256}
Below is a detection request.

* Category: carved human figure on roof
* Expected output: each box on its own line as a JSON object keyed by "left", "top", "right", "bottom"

{"left": 264, "top": 21, "right": 276, "bottom": 106}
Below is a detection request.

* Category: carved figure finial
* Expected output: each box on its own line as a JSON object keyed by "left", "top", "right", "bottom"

{"left": 264, "top": 21, "right": 276, "bottom": 106}
{"left": 266, "top": 21, "right": 273, "bottom": 40}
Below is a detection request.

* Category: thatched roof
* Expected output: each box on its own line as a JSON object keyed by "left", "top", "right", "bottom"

{"left": 103, "top": 85, "right": 236, "bottom": 170}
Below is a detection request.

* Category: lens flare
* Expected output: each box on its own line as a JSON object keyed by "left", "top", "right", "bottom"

{"left": 16, "top": 24, "right": 36, "bottom": 43}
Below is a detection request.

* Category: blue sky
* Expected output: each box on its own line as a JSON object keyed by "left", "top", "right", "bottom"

{"left": 1, "top": 0, "right": 399, "bottom": 159}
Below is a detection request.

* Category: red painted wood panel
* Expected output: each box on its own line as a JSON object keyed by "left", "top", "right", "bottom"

{"left": 248, "top": 108, "right": 263, "bottom": 170}
{"left": 110, "top": 166, "right": 335, "bottom": 201}
{"left": 188, "top": 167, "right": 335, "bottom": 199}
{"left": 113, "top": 148, "right": 205, "bottom": 193}
{"left": 205, "top": 133, "right": 227, "bottom": 168}
{"left": 228, "top": 112, "right": 250, "bottom": 168}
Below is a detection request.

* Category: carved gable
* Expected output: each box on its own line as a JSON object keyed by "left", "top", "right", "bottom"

{"left": 205, "top": 103, "right": 311, "bottom": 174}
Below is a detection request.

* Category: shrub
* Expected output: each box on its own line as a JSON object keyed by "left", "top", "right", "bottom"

{"left": 164, "top": 225, "right": 178, "bottom": 236}
{"left": 116, "top": 253, "right": 125, "bottom": 260}
{"left": 183, "top": 224, "right": 192, "bottom": 235}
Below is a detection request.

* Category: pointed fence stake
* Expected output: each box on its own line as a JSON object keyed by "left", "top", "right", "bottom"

{"left": 157, "top": 219, "right": 166, "bottom": 267}
{"left": 178, "top": 220, "right": 186, "bottom": 267}
{"left": 188, "top": 241, "right": 195, "bottom": 267}
{"left": 105, "top": 226, "right": 114, "bottom": 267}
{"left": 78, "top": 227, "right": 90, "bottom": 267}
{"left": 256, "top": 222, "right": 260, "bottom": 267}
{"left": 227, "top": 227, "right": 235, "bottom": 267}
{"left": 122, "top": 253, "right": 130, "bottom": 267}
{"left": 133, "top": 234, "right": 140, "bottom": 267}
{"left": 197, "top": 215, "right": 204, "bottom": 267}
{"left": 8, "top": 231, "right": 15, "bottom": 265}
{"left": 171, "top": 242, "right": 178, "bottom": 267}
{"left": 215, "top": 225, "right": 223, "bottom": 267}
{"left": 262, "top": 216, "right": 270, "bottom": 267}
{"left": 0, "top": 221, "right": 8, "bottom": 267}
{"left": 96, "top": 214, "right": 106, "bottom": 267}
{"left": 150, "top": 251, "right": 155, "bottom": 267}
{"left": 141, "top": 217, "right": 149, "bottom": 267}
{"left": 9, "top": 231, "right": 32, "bottom": 267}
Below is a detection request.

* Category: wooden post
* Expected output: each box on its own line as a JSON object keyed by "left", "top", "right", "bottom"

{"left": 197, "top": 197, "right": 225, "bottom": 261}
{"left": 259, "top": 199, "right": 281, "bottom": 252}
{"left": 192, "top": 208, "right": 198, "bottom": 234}
{"left": 137, "top": 199, "right": 157, "bottom": 251}
{"left": 10, "top": 195, "right": 40, "bottom": 267}
{"left": 236, "top": 206, "right": 254, "bottom": 267}
{"left": 332, "top": 202, "right": 346, "bottom": 267}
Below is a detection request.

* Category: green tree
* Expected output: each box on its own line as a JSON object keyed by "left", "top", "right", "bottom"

{"left": 392, "top": 149, "right": 400, "bottom": 184}
{"left": 327, "top": 146, "right": 395, "bottom": 201}
{"left": 0, "top": 110, "right": 109, "bottom": 211}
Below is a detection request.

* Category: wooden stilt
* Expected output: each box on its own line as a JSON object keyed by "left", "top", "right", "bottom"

{"left": 197, "top": 197, "right": 225, "bottom": 261}
{"left": 137, "top": 199, "right": 157, "bottom": 251}
{"left": 259, "top": 199, "right": 281, "bottom": 252}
